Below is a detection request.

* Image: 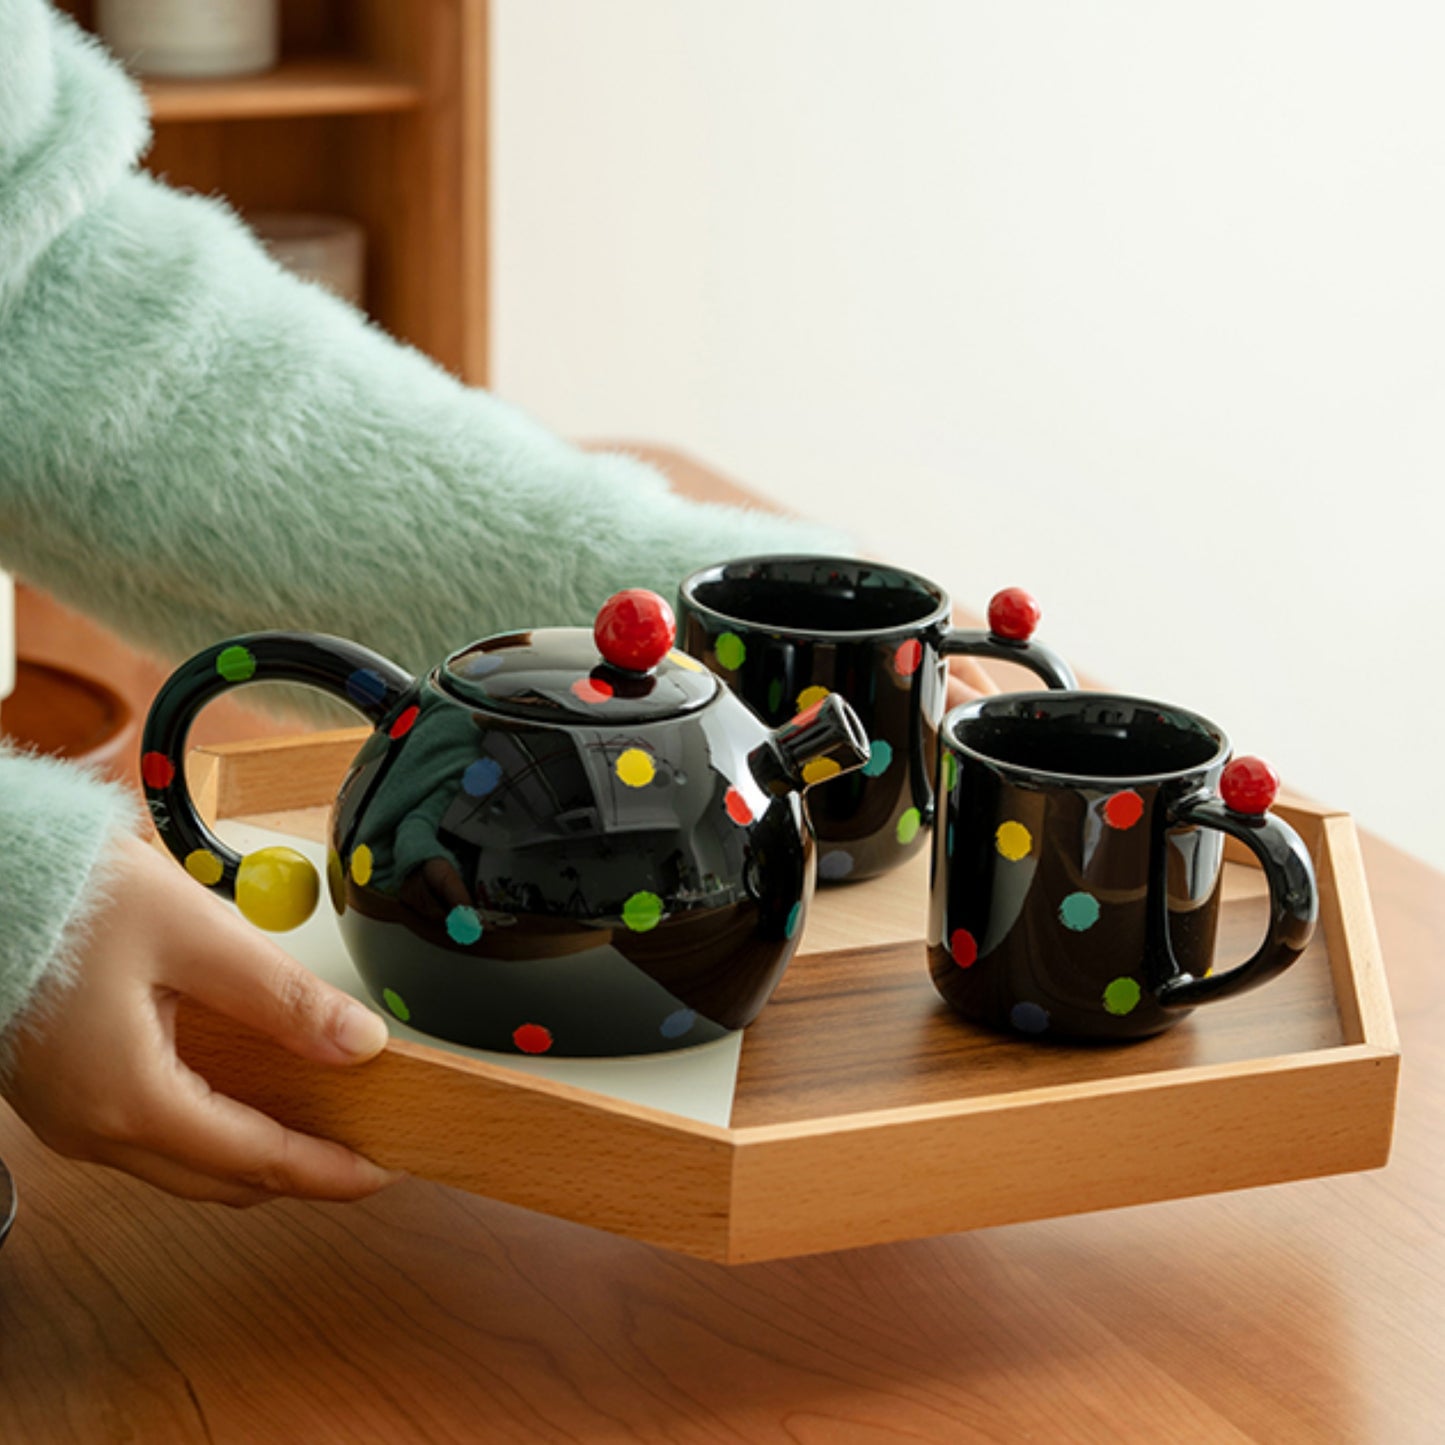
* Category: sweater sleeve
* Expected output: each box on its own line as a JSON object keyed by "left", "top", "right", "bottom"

{"left": 0, "top": 745, "right": 138, "bottom": 1045}
{"left": 0, "top": 1, "right": 855, "bottom": 688}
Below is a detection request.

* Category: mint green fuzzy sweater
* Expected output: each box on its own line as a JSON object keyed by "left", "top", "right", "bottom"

{"left": 0, "top": 0, "right": 850, "bottom": 1041}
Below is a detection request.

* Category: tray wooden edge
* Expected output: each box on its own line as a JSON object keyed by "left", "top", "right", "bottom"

{"left": 174, "top": 732, "right": 1401, "bottom": 1265}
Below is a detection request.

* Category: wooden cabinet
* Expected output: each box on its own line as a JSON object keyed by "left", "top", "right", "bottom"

{"left": 56, "top": 0, "right": 489, "bottom": 384}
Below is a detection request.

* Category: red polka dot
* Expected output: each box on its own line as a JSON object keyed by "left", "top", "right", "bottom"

{"left": 1103, "top": 790, "right": 1144, "bottom": 830}
{"left": 950, "top": 929, "right": 978, "bottom": 968}
{"left": 725, "top": 787, "right": 753, "bottom": 825}
{"left": 571, "top": 676, "right": 615, "bottom": 705}
{"left": 894, "top": 638, "right": 923, "bottom": 676}
{"left": 513, "top": 1023, "right": 554, "bottom": 1054}
{"left": 141, "top": 752, "right": 175, "bottom": 790}
{"left": 389, "top": 704, "right": 420, "bottom": 739}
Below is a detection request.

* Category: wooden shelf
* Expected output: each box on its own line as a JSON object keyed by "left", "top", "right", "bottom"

{"left": 142, "top": 57, "right": 423, "bottom": 123}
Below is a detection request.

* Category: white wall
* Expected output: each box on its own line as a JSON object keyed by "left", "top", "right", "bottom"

{"left": 492, "top": 1, "right": 1445, "bottom": 869}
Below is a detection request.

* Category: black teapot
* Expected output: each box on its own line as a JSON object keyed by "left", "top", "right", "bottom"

{"left": 141, "top": 590, "right": 870, "bottom": 1056}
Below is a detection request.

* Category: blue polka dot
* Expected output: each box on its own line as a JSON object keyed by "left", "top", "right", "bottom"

{"left": 462, "top": 757, "right": 503, "bottom": 798}
{"left": 660, "top": 1008, "right": 697, "bottom": 1039}
{"left": 346, "top": 668, "right": 390, "bottom": 710}
{"left": 785, "top": 901, "right": 801, "bottom": 939}
{"left": 446, "top": 906, "right": 483, "bottom": 945}
{"left": 819, "top": 849, "right": 854, "bottom": 881}
{"left": 1011, "top": 1001, "right": 1049, "bottom": 1034}
{"left": 861, "top": 739, "right": 894, "bottom": 778}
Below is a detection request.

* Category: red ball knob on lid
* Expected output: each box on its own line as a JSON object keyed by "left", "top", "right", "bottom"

{"left": 987, "top": 587, "right": 1042, "bottom": 642}
{"left": 594, "top": 589, "right": 676, "bottom": 673}
{"left": 1220, "top": 755, "right": 1280, "bottom": 816}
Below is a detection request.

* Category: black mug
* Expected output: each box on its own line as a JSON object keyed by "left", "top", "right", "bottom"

{"left": 678, "top": 556, "right": 1076, "bottom": 882}
{"left": 928, "top": 692, "right": 1318, "bottom": 1040}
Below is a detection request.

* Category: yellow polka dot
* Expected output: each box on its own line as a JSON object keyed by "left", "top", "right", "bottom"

{"left": 995, "top": 821, "right": 1033, "bottom": 861}
{"left": 184, "top": 848, "right": 224, "bottom": 886}
{"left": 236, "top": 847, "right": 320, "bottom": 932}
{"left": 668, "top": 650, "right": 705, "bottom": 672}
{"left": 797, "top": 685, "right": 831, "bottom": 712}
{"left": 801, "top": 756, "right": 842, "bottom": 785}
{"left": 350, "top": 844, "right": 373, "bottom": 886}
{"left": 616, "top": 748, "right": 656, "bottom": 788}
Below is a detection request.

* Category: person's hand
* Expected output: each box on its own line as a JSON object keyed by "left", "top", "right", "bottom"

{"left": 2, "top": 833, "right": 400, "bottom": 1207}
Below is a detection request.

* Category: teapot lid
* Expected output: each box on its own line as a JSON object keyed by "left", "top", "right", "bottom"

{"left": 439, "top": 590, "right": 719, "bottom": 724}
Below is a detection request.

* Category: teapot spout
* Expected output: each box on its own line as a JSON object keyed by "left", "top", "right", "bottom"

{"left": 750, "top": 693, "right": 871, "bottom": 796}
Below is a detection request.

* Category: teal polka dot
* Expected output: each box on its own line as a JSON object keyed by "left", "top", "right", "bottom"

{"left": 216, "top": 645, "right": 256, "bottom": 682}
{"left": 1104, "top": 977, "right": 1142, "bottom": 1015}
{"left": 715, "top": 632, "right": 746, "bottom": 671}
{"left": 861, "top": 739, "right": 893, "bottom": 778}
{"left": 623, "top": 890, "right": 664, "bottom": 932}
{"left": 446, "top": 905, "right": 483, "bottom": 945}
{"left": 1059, "top": 891, "right": 1101, "bottom": 932}
{"left": 896, "top": 807, "right": 922, "bottom": 845}
{"left": 785, "top": 901, "right": 801, "bottom": 939}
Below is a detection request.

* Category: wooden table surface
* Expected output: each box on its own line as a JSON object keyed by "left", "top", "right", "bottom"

{"left": 3, "top": 449, "right": 1442, "bottom": 1442}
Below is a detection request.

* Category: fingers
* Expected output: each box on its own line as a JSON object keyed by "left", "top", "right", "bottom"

{"left": 114, "top": 1064, "right": 401, "bottom": 1202}
{"left": 947, "top": 654, "right": 999, "bottom": 699}
{"left": 162, "top": 905, "right": 389, "bottom": 1066}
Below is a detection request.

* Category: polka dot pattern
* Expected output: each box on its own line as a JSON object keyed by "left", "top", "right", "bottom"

{"left": 616, "top": 748, "right": 656, "bottom": 788}
{"left": 667, "top": 650, "right": 705, "bottom": 673}
{"left": 326, "top": 848, "right": 345, "bottom": 913}
{"left": 346, "top": 668, "right": 389, "bottom": 710}
{"left": 463, "top": 757, "right": 503, "bottom": 798}
{"left": 216, "top": 645, "right": 256, "bottom": 683}
{"left": 1059, "top": 891, "right": 1101, "bottom": 932}
{"left": 896, "top": 807, "right": 921, "bottom": 845}
{"left": 660, "top": 1008, "right": 697, "bottom": 1039}
{"left": 785, "top": 901, "right": 802, "bottom": 939}
{"left": 995, "top": 821, "right": 1033, "bottom": 861}
{"left": 185, "top": 848, "right": 224, "bottom": 886}
{"left": 1011, "top": 1001, "right": 1050, "bottom": 1034}
{"left": 715, "top": 632, "right": 746, "bottom": 670}
{"left": 1104, "top": 790, "right": 1145, "bottom": 830}
{"left": 389, "top": 704, "right": 420, "bottom": 739}
{"left": 950, "top": 929, "right": 978, "bottom": 968}
{"left": 767, "top": 678, "right": 785, "bottom": 715}
{"left": 446, "top": 906, "right": 483, "bottom": 945}
{"left": 350, "top": 845, "right": 373, "bottom": 886}
{"left": 623, "top": 890, "right": 664, "bottom": 932}
{"left": 802, "top": 756, "right": 841, "bottom": 786}
{"left": 141, "top": 751, "right": 175, "bottom": 790}
{"left": 571, "top": 676, "right": 614, "bottom": 705}
{"left": 513, "top": 1023, "right": 554, "bottom": 1054}
{"left": 894, "top": 639, "right": 923, "bottom": 676}
{"left": 383, "top": 988, "right": 410, "bottom": 1022}
{"left": 796, "top": 684, "right": 831, "bottom": 713}
{"left": 724, "top": 787, "right": 753, "bottom": 825}
{"left": 819, "top": 849, "right": 854, "bottom": 881}
{"left": 1103, "top": 977, "right": 1142, "bottom": 1016}
{"left": 861, "top": 739, "right": 893, "bottom": 777}
{"left": 942, "top": 751, "right": 958, "bottom": 792}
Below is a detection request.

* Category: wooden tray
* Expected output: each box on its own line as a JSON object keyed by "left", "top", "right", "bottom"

{"left": 175, "top": 729, "right": 1400, "bottom": 1264}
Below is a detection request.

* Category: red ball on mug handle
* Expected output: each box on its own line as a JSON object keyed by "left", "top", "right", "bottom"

{"left": 1220, "top": 755, "right": 1280, "bottom": 816}
{"left": 595, "top": 589, "right": 676, "bottom": 673}
{"left": 987, "top": 587, "right": 1042, "bottom": 642}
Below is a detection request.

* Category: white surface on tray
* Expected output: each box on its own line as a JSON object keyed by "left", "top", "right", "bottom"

{"left": 215, "top": 821, "right": 743, "bottom": 1127}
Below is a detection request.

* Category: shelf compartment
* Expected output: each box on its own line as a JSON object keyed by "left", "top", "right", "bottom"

{"left": 143, "top": 58, "right": 423, "bottom": 123}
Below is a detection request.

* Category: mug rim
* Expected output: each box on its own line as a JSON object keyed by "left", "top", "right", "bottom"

{"left": 678, "top": 554, "right": 953, "bottom": 641}
{"left": 942, "top": 691, "right": 1232, "bottom": 788}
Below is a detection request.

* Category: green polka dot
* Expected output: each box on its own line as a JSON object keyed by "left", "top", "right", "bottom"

{"left": 1103, "top": 977, "right": 1142, "bottom": 1016}
{"left": 216, "top": 645, "right": 257, "bottom": 682}
{"left": 896, "top": 807, "right": 922, "bottom": 845}
{"left": 623, "top": 890, "right": 664, "bottom": 932}
{"left": 1059, "top": 891, "right": 1101, "bottom": 931}
{"left": 715, "top": 632, "right": 746, "bottom": 671}
{"left": 767, "top": 677, "right": 784, "bottom": 715}
{"left": 942, "top": 751, "right": 958, "bottom": 791}
{"left": 382, "top": 988, "right": 410, "bottom": 1022}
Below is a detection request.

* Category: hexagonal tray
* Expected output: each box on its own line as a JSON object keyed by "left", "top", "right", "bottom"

{"left": 175, "top": 729, "right": 1399, "bottom": 1263}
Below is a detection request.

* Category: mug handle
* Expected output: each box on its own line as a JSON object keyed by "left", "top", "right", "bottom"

{"left": 1156, "top": 757, "right": 1318, "bottom": 1009}
{"left": 140, "top": 632, "right": 415, "bottom": 928}
{"left": 940, "top": 588, "right": 1078, "bottom": 690}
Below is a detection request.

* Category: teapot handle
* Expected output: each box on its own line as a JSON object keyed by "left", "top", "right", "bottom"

{"left": 140, "top": 632, "right": 414, "bottom": 929}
